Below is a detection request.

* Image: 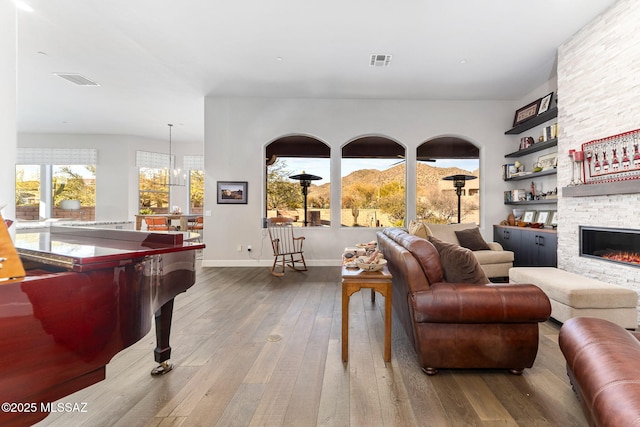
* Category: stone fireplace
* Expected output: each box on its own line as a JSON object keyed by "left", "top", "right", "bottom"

{"left": 556, "top": 0, "right": 640, "bottom": 321}
{"left": 580, "top": 226, "right": 640, "bottom": 268}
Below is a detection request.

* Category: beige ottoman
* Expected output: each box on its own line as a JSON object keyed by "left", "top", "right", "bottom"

{"left": 509, "top": 267, "right": 638, "bottom": 329}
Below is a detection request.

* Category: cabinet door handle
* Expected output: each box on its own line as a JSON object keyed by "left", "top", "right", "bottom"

{"left": 535, "top": 235, "right": 539, "bottom": 245}
{"left": 505, "top": 230, "right": 510, "bottom": 239}
{"left": 538, "top": 236, "right": 544, "bottom": 247}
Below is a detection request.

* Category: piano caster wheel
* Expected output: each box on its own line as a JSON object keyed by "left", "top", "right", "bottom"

{"left": 151, "top": 361, "right": 173, "bottom": 376}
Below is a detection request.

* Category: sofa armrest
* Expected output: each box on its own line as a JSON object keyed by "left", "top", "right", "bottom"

{"left": 410, "top": 282, "right": 551, "bottom": 323}
{"left": 486, "top": 241, "right": 503, "bottom": 251}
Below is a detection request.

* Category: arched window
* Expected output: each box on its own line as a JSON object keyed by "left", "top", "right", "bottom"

{"left": 341, "top": 137, "right": 405, "bottom": 228}
{"left": 265, "top": 135, "right": 330, "bottom": 227}
{"left": 416, "top": 137, "right": 480, "bottom": 224}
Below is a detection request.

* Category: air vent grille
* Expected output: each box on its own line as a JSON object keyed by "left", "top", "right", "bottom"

{"left": 53, "top": 73, "right": 100, "bottom": 86}
{"left": 369, "top": 54, "right": 392, "bottom": 67}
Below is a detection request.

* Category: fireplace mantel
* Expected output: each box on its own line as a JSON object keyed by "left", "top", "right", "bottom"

{"left": 562, "top": 180, "right": 640, "bottom": 197}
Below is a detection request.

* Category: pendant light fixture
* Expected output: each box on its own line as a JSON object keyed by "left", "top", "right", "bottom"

{"left": 167, "top": 123, "right": 186, "bottom": 187}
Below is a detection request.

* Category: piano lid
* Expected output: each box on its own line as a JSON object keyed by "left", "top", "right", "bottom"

{"left": 14, "top": 225, "right": 204, "bottom": 272}
{"left": 0, "top": 214, "right": 26, "bottom": 282}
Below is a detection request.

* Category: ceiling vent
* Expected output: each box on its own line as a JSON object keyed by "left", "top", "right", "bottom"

{"left": 53, "top": 73, "right": 100, "bottom": 86}
{"left": 369, "top": 54, "right": 392, "bottom": 67}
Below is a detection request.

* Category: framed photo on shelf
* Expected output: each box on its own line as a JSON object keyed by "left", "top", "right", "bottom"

{"left": 513, "top": 99, "right": 542, "bottom": 127}
{"left": 522, "top": 210, "right": 536, "bottom": 223}
{"left": 216, "top": 181, "right": 248, "bottom": 204}
{"left": 537, "top": 152, "right": 558, "bottom": 170}
{"left": 548, "top": 210, "right": 558, "bottom": 227}
{"left": 535, "top": 210, "right": 551, "bottom": 225}
{"left": 538, "top": 92, "right": 554, "bottom": 115}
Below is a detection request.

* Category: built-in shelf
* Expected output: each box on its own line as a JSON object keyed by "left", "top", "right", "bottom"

{"left": 505, "top": 199, "right": 558, "bottom": 206}
{"left": 505, "top": 107, "right": 558, "bottom": 135}
{"left": 562, "top": 180, "right": 640, "bottom": 197}
{"left": 505, "top": 139, "right": 557, "bottom": 158}
{"left": 505, "top": 169, "right": 557, "bottom": 181}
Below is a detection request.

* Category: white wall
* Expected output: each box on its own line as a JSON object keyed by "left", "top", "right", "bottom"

{"left": 17, "top": 133, "right": 201, "bottom": 221}
{"left": 203, "top": 97, "right": 518, "bottom": 266}
{"left": 0, "top": 3, "right": 17, "bottom": 226}
{"left": 557, "top": 0, "right": 640, "bottom": 296}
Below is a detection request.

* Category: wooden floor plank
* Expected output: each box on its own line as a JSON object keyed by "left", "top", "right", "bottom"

{"left": 34, "top": 267, "right": 589, "bottom": 427}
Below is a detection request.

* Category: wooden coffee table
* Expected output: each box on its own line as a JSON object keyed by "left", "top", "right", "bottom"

{"left": 341, "top": 265, "right": 392, "bottom": 362}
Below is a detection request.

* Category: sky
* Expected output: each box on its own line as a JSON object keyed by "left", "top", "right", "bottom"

{"left": 280, "top": 157, "right": 479, "bottom": 185}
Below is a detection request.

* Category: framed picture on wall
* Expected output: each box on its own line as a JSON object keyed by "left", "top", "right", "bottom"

{"left": 217, "top": 181, "right": 248, "bottom": 204}
{"left": 549, "top": 210, "right": 558, "bottom": 227}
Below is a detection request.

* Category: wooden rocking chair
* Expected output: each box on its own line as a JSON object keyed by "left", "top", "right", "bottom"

{"left": 267, "top": 217, "right": 307, "bottom": 276}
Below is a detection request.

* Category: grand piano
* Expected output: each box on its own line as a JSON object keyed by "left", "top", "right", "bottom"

{"left": 0, "top": 221, "right": 204, "bottom": 426}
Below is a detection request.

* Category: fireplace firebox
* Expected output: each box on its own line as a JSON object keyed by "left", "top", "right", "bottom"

{"left": 580, "top": 226, "right": 640, "bottom": 268}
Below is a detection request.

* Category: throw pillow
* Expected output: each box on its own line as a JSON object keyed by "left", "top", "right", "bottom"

{"left": 454, "top": 227, "right": 491, "bottom": 251}
{"left": 408, "top": 220, "right": 433, "bottom": 240}
{"left": 427, "top": 236, "right": 489, "bottom": 284}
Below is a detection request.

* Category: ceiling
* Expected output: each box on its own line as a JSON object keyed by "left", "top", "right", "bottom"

{"left": 15, "top": 0, "right": 617, "bottom": 145}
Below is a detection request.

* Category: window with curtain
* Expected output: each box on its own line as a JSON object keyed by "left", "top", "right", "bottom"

{"left": 15, "top": 165, "right": 40, "bottom": 220}
{"left": 15, "top": 148, "right": 98, "bottom": 220}
{"left": 138, "top": 168, "right": 169, "bottom": 213}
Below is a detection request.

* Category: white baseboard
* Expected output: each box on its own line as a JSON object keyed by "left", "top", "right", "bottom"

{"left": 201, "top": 259, "right": 341, "bottom": 268}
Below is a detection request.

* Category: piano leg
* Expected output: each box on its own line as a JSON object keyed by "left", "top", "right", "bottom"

{"left": 151, "top": 298, "right": 174, "bottom": 376}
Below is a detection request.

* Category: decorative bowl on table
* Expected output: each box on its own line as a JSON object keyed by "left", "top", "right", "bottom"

{"left": 355, "top": 257, "right": 387, "bottom": 272}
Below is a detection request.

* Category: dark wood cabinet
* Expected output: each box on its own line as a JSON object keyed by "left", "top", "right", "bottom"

{"left": 494, "top": 225, "right": 557, "bottom": 267}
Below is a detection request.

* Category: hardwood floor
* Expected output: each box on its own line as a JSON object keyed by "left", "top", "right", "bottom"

{"left": 36, "top": 266, "right": 588, "bottom": 427}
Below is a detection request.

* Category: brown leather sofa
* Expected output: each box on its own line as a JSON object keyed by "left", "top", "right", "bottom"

{"left": 377, "top": 227, "right": 551, "bottom": 375}
{"left": 559, "top": 317, "right": 640, "bottom": 427}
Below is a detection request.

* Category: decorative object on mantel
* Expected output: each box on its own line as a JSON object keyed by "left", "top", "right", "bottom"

{"left": 582, "top": 128, "right": 640, "bottom": 184}
{"left": 573, "top": 150, "right": 585, "bottom": 185}
{"left": 568, "top": 150, "right": 576, "bottom": 187}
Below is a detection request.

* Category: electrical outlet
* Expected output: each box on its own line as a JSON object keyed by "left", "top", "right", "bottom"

{"left": 237, "top": 244, "right": 242, "bottom": 252}
{"left": 247, "top": 245, "right": 252, "bottom": 252}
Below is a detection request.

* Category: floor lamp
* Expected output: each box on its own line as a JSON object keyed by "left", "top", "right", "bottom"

{"left": 289, "top": 172, "right": 322, "bottom": 226}
{"left": 443, "top": 174, "right": 477, "bottom": 223}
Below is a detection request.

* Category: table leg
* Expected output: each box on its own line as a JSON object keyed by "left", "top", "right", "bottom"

{"left": 384, "top": 286, "right": 392, "bottom": 362}
{"left": 342, "top": 283, "right": 349, "bottom": 362}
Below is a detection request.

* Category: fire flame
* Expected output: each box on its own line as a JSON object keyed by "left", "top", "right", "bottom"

{"left": 601, "top": 251, "right": 640, "bottom": 265}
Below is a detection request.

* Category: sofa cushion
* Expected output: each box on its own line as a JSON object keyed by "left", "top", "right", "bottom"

{"left": 473, "top": 249, "right": 514, "bottom": 265}
{"left": 422, "top": 222, "right": 479, "bottom": 246}
{"left": 455, "top": 227, "right": 490, "bottom": 251}
{"left": 408, "top": 220, "right": 433, "bottom": 239}
{"left": 427, "top": 236, "right": 489, "bottom": 284}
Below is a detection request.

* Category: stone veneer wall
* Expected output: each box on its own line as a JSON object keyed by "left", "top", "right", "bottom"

{"left": 557, "top": 0, "right": 640, "bottom": 316}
